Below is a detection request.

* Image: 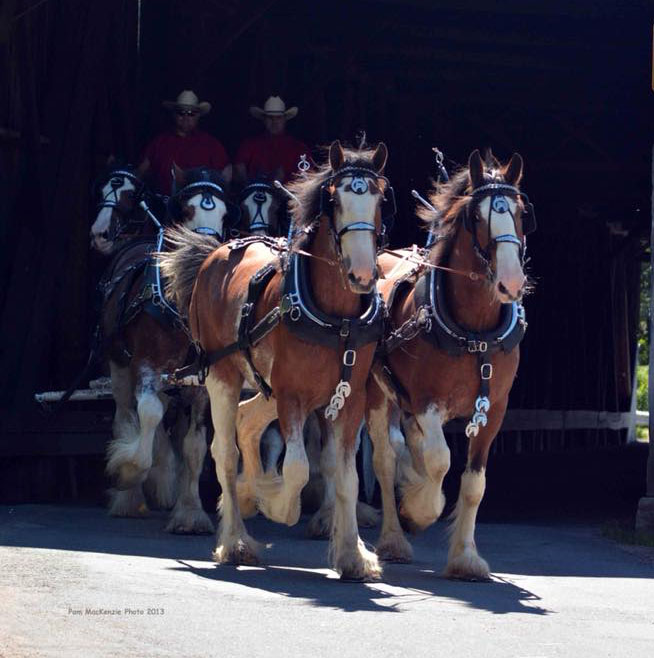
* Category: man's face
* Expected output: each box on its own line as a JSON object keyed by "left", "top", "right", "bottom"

{"left": 175, "top": 109, "right": 200, "bottom": 136}
{"left": 264, "top": 115, "right": 286, "bottom": 136}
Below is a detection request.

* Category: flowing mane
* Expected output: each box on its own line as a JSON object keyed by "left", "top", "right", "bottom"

{"left": 286, "top": 145, "right": 386, "bottom": 247}
{"left": 417, "top": 153, "right": 519, "bottom": 263}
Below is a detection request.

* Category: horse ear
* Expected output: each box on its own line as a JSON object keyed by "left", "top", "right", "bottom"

{"left": 222, "top": 164, "right": 233, "bottom": 185}
{"left": 372, "top": 142, "right": 388, "bottom": 174}
{"left": 329, "top": 140, "right": 345, "bottom": 171}
{"left": 468, "top": 149, "right": 484, "bottom": 189}
{"left": 106, "top": 154, "right": 116, "bottom": 167}
{"left": 172, "top": 162, "right": 185, "bottom": 186}
{"left": 504, "top": 152, "right": 524, "bottom": 185}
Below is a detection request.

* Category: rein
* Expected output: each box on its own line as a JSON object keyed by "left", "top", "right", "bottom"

{"left": 381, "top": 247, "right": 482, "bottom": 282}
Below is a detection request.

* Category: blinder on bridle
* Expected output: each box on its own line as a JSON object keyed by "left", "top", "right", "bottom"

{"left": 239, "top": 182, "right": 278, "bottom": 233}
{"left": 93, "top": 168, "right": 147, "bottom": 241}
{"left": 319, "top": 165, "right": 397, "bottom": 250}
{"left": 464, "top": 182, "right": 536, "bottom": 266}
{"left": 167, "top": 178, "right": 240, "bottom": 241}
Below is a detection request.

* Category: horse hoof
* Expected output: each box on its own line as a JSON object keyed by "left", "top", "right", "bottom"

{"left": 213, "top": 538, "right": 262, "bottom": 566}
{"left": 444, "top": 551, "right": 491, "bottom": 582}
{"left": 165, "top": 509, "right": 215, "bottom": 535}
{"left": 356, "top": 501, "right": 381, "bottom": 528}
{"left": 306, "top": 508, "right": 332, "bottom": 539}
{"left": 376, "top": 535, "right": 413, "bottom": 564}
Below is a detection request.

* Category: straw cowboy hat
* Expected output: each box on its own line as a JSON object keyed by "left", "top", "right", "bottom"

{"left": 163, "top": 90, "right": 211, "bottom": 115}
{"left": 249, "top": 95, "right": 298, "bottom": 120}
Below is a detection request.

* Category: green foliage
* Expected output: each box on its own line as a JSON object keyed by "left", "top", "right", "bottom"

{"left": 637, "top": 365, "right": 649, "bottom": 411}
{"left": 638, "top": 262, "right": 650, "bottom": 366}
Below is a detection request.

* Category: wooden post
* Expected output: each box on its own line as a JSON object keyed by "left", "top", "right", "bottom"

{"left": 636, "top": 144, "right": 654, "bottom": 531}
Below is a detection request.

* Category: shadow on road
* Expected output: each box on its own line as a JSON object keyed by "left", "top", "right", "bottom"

{"left": 1, "top": 503, "right": 652, "bottom": 616}
{"left": 169, "top": 555, "right": 549, "bottom": 615}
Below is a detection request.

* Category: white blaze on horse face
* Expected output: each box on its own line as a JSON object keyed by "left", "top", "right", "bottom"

{"left": 90, "top": 178, "right": 136, "bottom": 255}
{"left": 334, "top": 178, "right": 379, "bottom": 293}
{"left": 184, "top": 193, "right": 227, "bottom": 235}
{"left": 477, "top": 196, "right": 525, "bottom": 302}
{"left": 242, "top": 191, "right": 273, "bottom": 235}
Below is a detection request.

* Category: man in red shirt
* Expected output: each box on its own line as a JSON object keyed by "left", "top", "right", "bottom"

{"left": 138, "top": 90, "right": 230, "bottom": 196}
{"left": 235, "top": 96, "right": 310, "bottom": 184}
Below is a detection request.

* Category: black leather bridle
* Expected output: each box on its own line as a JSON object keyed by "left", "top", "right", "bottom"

{"left": 93, "top": 169, "right": 147, "bottom": 242}
{"left": 167, "top": 179, "right": 239, "bottom": 241}
{"left": 319, "top": 165, "right": 397, "bottom": 253}
{"left": 239, "top": 182, "right": 279, "bottom": 233}
{"left": 464, "top": 182, "right": 536, "bottom": 269}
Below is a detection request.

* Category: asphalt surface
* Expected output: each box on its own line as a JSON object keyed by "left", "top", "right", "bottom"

{"left": 1, "top": 504, "right": 653, "bottom": 658}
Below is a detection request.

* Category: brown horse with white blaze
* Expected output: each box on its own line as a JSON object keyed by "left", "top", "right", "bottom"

{"left": 367, "top": 149, "right": 532, "bottom": 579}
{"left": 160, "top": 141, "right": 390, "bottom": 580}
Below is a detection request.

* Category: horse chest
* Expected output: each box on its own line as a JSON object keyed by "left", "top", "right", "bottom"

{"left": 410, "top": 353, "right": 481, "bottom": 422}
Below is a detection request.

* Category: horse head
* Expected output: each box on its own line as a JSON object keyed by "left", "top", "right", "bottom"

{"left": 90, "top": 161, "right": 146, "bottom": 255}
{"left": 288, "top": 140, "right": 391, "bottom": 294}
{"left": 239, "top": 175, "right": 282, "bottom": 236}
{"left": 326, "top": 141, "right": 390, "bottom": 293}
{"left": 167, "top": 164, "right": 234, "bottom": 241}
{"left": 464, "top": 149, "right": 534, "bottom": 303}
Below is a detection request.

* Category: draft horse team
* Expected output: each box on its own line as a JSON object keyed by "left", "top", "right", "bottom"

{"left": 89, "top": 139, "right": 535, "bottom": 582}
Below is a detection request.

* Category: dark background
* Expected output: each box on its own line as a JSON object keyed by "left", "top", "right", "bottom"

{"left": 0, "top": 0, "right": 652, "bottom": 509}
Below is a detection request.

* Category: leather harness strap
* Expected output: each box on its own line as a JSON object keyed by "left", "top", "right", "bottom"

{"left": 172, "top": 244, "right": 386, "bottom": 416}
{"left": 379, "top": 265, "right": 527, "bottom": 435}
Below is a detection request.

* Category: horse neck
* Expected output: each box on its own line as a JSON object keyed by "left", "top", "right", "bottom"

{"left": 308, "top": 216, "right": 364, "bottom": 317}
{"left": 441, "top": 223, "right": 501, "bottom": 331}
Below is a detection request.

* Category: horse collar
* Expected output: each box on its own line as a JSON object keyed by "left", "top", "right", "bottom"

{"left": 281, "top": 253, "right": 384, "bottom": 343}
{"left": 281, "top": 252, "right": 385, "bottom": 420}
{"left": 421, "top": 268, "right": 526, "bottom": 356}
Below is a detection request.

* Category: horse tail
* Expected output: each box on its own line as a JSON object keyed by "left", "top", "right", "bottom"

{"left": 157, "top": 225, "right": 220, "bottom": 315}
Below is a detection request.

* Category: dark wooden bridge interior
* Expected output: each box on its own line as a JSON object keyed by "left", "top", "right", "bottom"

{"left": 0, "top": 0, "right": 652, "bottom": 509}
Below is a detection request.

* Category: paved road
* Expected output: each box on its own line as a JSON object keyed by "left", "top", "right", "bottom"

{"left": 1, "top": 504, "right": 653, "bottom": 658}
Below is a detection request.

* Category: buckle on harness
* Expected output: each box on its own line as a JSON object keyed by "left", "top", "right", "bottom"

{"left": 281, "top": 294, "right": 301, "bottom": 321}
{"left": 241, "top": 303, "right": 252, "bottom": 318}
{"left": 340, "top": 319, "right": 351, "bottom": 338}
{"left": 480, "top": 363, "right": 493, "bottom": 380}
{"left": 343, "top": 349, "right": 356, "bottom": 367}
{"left": 198, "top": 352, "right": 208, "bottom": 385}
{"left": 467, "top": 340, "right": 488, "bottom": 353}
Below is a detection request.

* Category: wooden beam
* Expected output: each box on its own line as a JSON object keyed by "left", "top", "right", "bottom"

{"left": 368, "top": 0, "right": 644, "bottom": 19}
{"left": 380, "top": 23, "right": 621, "bottom": 52}
{"left": 203, "top": 0, "right": 282, "bottom": 68}
{"left": 0, "top": 407, "right": 646, "bottom": 458}
{"left": 446, "top": 409, "right": 647, "bottom": 433}
{"left": 309, "top": 43, "right": 570, "bottom": 72}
